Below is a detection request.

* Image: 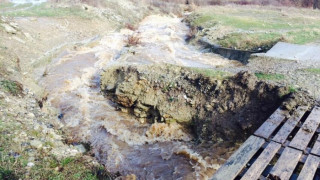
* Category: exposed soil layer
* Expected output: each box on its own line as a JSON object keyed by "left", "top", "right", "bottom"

{"left": 101, "top": 64, "right": 315, "bottom": 143}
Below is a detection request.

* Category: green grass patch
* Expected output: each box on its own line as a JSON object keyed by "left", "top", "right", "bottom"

{"left": 304, "top": 68, "right": 320, "bottom": 74}
{"left": 0, "top": 104, "right": 113, "bottom": 180}
{"left": 0, "top": 167, "right": 17, "bottom": 180}
{"left": 190, "top": 68, "right": 232, "bottom": 80}
{"left": 218, "top": 32, "right": 285, "bottom": 51}
{"left": 0, "top": 2, "right": 14, "bottom": 10}
{"left": 187, "top": 6, "right": 320, "bottom": 50}
{"left": 2, "top": 3, "right": 94, "bottom": 18}
{"left": 255, "top": 73, "right": 285, "bottom": 81}
{"left": 0, "top": 122, "right": 113, "bottom": 180}
{"left": 288, "top": 85, "right": 297, "bottom": 93}
{"left": 286, "top": 30, "right": 320, "bottom": 44}
{"left": 0, "top": 80, "right": 23, "bottom": 96}
{"left": 61, "top": 157, "right": 74, "bottom": 167}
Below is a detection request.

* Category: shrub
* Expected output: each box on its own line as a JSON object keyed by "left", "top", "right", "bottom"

{"left": 125, "top": 23, "right": 137, "bottom": 31}
{"left": 0, "top": 80, "right": 23, "bottom": 96}
{"left": 126, "top": 33, "right": 141, "bottom": 47}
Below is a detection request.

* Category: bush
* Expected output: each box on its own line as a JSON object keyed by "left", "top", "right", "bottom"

{"left": 0, "top": 167, "right": 18, "bottom": 180}
{"left": 126, "top": 34, "right": 141, "bottom": 47}
{"left": 0, "top": 80, "right": 23, "bottom": 96}
{"left": 125, "top": 23, "right": 137, "bottom": 31}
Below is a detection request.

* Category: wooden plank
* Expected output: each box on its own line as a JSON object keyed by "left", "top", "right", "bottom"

{"left": 289, "top": 107, "right": 320, "bottom": 150}
{"left": 241, "top": 141, "right": 281, "bottom": 180}
{"left": 254, "top": 108, "right": 289, "bottom": 139}
{"left": 297, "top": 155, "right": 320, "bottom": 180}
{"left": 270, "top": 147, "right": 302, "bottom": 180}
{"left": 211, "top": 136, "right": 265, "bottom": 180}
{"left": 311, "top": 135, "right": 320, "bottom": 156}
{"left": 273, "top": 106, "right": 308, "bottom": 144}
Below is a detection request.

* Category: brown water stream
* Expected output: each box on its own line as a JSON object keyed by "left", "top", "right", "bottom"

{"left": 40, "top": 15, "right": 236, "bottom": 179}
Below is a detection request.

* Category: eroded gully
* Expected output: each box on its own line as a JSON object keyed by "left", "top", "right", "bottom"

{"left": 39, "top": 14, "right": 238, "bottom": 179}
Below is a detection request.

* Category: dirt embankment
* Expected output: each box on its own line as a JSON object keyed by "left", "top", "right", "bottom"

{"left": 101, "top": 64, "right": 315, "bottom": 142}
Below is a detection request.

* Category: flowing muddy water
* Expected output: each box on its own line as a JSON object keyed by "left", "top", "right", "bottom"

{"left": 40, "top": 15, "right": 237, "bottom": 179}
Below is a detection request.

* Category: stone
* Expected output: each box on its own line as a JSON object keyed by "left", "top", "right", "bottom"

{"left": 1, "top": 23, "right": 17, "bottom": 34}
{"left": 27, "top": 113, "right": 35, "bottom": 118}
{"left": 74, "top": 144, "right": 87, "bottom": 153}
{"left": 27, "top": 162, "right": 35, "bottom": 167}
{"left": 30, "top": 140, "right": 43, "bottom": 149}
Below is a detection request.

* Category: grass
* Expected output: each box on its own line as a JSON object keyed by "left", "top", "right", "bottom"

{"left": 217, "top": 32, "right": 285, "bottom": 50}
{"left": 2, "top": 3, "right": 94, "bottom": 18}
{"left": 288, "top": 85, "right": 297, "bottom": 93}
{"left": 190, "top": 67, "right": 232, "bottom": 79}
{"left": 304, "top": 68, "right": 320, "bottom": 74}
{"left": 286, "top": 30, "right": 320, "bottom": 44}
{"left": 0, "top": 2, "right": 14, "bottom": 10}
{"left": 0, "top": 80, "right": 23, "bottom": 96}
{"left": 255, "top": 72, "right": 285, "bottom": 81}
{"left": 0, "top": 118, "right": 113, "bottom": 180}
{"left": 187, "top": 6, "right": 320, "bottom": 50}
{"left": 0, "top": 98, "right": 114, "bottom": 180}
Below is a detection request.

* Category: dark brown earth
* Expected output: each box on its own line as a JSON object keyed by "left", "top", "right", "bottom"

{"left": 101, "top": 64, "right": 315, "bottom": 143}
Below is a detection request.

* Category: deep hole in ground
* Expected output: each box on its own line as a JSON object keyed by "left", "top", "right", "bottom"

{"left": 100, "top": 64, "right": 314, "bottom": 143}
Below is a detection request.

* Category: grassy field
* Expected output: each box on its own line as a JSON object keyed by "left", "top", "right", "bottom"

{"left": 1, "top": 3, "right": 95, "bottom": 18}
{"left": 304, "top": 68, "right": 320, "bottom": 74}
{"left": 187, "top": 5, "right": 320, "bottom": 50}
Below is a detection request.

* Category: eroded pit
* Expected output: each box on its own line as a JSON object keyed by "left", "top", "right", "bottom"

{"left": 101, "top": 64, "right": 314, "bottom": 144}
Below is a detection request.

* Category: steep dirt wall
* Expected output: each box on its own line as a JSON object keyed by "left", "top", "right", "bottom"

{"left": 101, "top": 64, "right": 314, "bottom": 142}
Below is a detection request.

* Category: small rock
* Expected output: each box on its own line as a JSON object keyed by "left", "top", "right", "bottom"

{"left": 30, "top": 140, "right": 42, "bottom": 149}
{"left": 12, "top": 36, "right": 26, "bottom": 44}
{"left": 27, "top": 162, "right": 35, "bottom": 167}
{"left": 1, "top": 23, "right": 17, "bottom": 34}
{"left": 27, "top": 113, "right": 35, "bottom": 118}
{"left": 139, "top": 118, "right": 145, "bottom": 124}
{"left": 23, "top": 32, "right": 33, "bottom": 40}
{"left": 74, "top": 144, "right": 87, "bottom": 153}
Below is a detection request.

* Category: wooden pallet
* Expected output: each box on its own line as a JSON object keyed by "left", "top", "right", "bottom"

{"left": 211, "top": 106, "right": 320, "bottom": 180}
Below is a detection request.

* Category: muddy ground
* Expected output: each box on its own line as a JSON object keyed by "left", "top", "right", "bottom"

{"left": 1, "top": 1, "right": 320, "bottom": 179}
{"left": 101, "top": 64, "right": 315, "bottom": 143}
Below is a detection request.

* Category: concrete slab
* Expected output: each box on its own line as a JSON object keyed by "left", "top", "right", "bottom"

{"left": 264, "top": 42, "right": 320, "bottom": 62}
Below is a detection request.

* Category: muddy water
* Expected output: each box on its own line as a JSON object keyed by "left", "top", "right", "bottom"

{"left": 40, "top": 15, "right": 236, "bottom": 179}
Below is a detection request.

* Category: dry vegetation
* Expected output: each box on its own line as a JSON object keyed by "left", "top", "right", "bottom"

{"left": 146, "top": 0, "right": 320, "bottom": 7}
{"left": 126, "top": 33, "right": 141, "bottom": 47}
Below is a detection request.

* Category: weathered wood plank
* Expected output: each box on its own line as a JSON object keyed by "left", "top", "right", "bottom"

{"left": 241, "top": 141, "right": 281, "bottom": 180}
{"left": 270, "top": 147, "right": 302, "bottom": 180}
{"left": 297, "top": 155, "right": 320, "bottom": 180}
{"left": 273, "top": 106, "right": 308, "bottom": 144}
{"left": 211, "top": 136, "right": 265, "bottom": 180}
{"left": 289, "top": 107, "right": 320, "bottom": 151}
{"left": 311, "top": 135, "right": 320, "bottom": 156}
{"left": 254, "top": 108, "right": 289, "bottom": 139}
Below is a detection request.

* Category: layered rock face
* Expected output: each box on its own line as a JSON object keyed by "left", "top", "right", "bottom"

{"left": 101, "top": 64, "right": 313, "bottom": 142}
